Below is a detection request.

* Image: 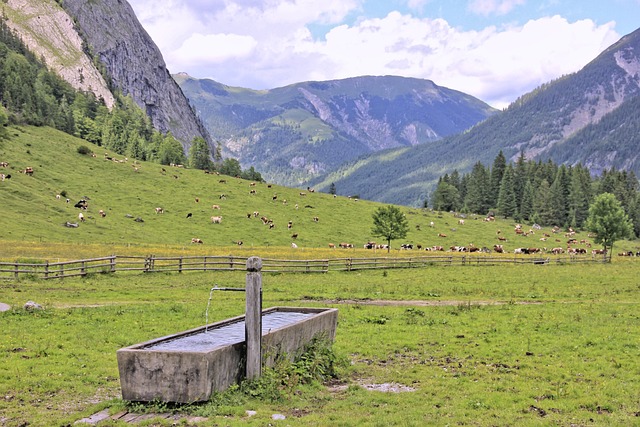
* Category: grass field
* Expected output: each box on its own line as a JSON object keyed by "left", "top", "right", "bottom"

{"left": 1, "top": 125, "right": 640, "bottom": 426}
{"left": 1, "top": 260, "right": 640, "bottom": 426}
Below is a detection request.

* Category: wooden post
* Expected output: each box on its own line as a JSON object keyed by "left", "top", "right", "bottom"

{"left": 110, "top": 255, "right": 116, "bottom": 273}
{"left": 245, "top": 256, "right": 263, "bottom": 381}
{"left": 44, "top": 261, "right": 49, "bottom": 279}
{"left": 178, "top": 257, "right": 183, "bottom": 273}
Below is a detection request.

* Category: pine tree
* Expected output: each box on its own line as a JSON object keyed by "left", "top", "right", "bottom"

{"left": 489, "top": 151, "right": 506, "bottom": 208}
{"left": 464, "top": 162, "right": 490, "bottom": 214}
{"left": 497, "top": 164, "right": 517, "bottom": 218}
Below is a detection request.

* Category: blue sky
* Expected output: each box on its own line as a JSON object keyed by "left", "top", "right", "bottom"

{"left": 127, "top": 0, "right": 639, "bottom": 108}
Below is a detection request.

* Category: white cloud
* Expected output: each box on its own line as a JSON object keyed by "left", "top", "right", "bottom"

{"left": 172, "top": 33, "right": 258, "bottom": 66}
{"left": 128, "top": 0, "right": 622, "bottom": 109}
{"left": 468, "top": 0, "right": 526, "bottom": 16}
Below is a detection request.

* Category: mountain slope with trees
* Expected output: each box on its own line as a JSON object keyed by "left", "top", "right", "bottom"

{"left": 4, "top": 0, "right": 211, "bottom": 152}
{"left": 308, "top": 27, "right": 640, "bottom": 206}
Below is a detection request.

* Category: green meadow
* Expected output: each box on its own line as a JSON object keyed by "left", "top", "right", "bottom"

{"left": 1, "top": 126, "right": 640, "bottom": 426}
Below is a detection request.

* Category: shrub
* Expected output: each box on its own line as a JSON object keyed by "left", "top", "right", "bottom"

{"left": 77, "top": 145, "right": 92, "bottom": 155}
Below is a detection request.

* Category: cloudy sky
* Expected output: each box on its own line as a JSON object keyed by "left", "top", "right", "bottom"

{"left": 126, "top": 0, "right": 640, "bottom": 108}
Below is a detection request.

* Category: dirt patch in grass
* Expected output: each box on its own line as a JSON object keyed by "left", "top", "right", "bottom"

{"left": 314, "top": 299, "right": 541, "bottom": 307}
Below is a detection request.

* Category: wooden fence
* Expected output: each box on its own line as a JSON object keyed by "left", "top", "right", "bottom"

{"left": 0, "top": 253, "right": 608, "bottom": 281}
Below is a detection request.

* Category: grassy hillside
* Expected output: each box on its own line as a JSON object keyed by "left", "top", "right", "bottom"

{"left": 0, "top": 125, "right": 636, "bottom": 260}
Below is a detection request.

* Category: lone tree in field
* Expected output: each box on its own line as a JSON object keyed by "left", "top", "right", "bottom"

{"left": 585, "top": 193, "right": 632, "bottom": 261}
{"left": 371, "top": 205, "right": 409, "bottom": 252}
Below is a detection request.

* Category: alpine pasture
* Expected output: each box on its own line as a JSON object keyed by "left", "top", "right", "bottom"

{"left": 1, "top": 126, "right": 640, "bottom": 426}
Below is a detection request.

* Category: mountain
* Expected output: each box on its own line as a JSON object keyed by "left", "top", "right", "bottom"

{"left": 4, "top": 0, "right": 211, "bottom": 150}
{"left": 175, "top": 74, "right": 497, "bottom": 186}
{"left": 309, "top": 27, "right": 640, "bottom": 207}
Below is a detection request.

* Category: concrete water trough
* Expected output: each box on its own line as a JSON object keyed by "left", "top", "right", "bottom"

{"left": 116, "top": 257, "right": 338, "bottom": 403}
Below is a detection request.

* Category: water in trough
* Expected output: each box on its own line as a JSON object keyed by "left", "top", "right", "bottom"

{"left": 144, "top": 311, "right": 315, "bottom": 351}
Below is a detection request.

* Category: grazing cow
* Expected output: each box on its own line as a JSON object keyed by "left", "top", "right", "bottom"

{"left": 551, "top": 247, "right": 563, "bottom": 255}
{"left": 55, "top": 194, "right": 61, "bottom": 200}
{"left": 438, "top": 233, "right": 447, "bottom": 238}
{"left": 338, "top": 242, "right": 353, "bottom": 249}
{"left": 24, "top": 167, "right": 34, "bottom": 175}
{"left": 364, "top": 242, "right": 376, "bottom": 249}
{"left": 250, "top": 182, "right": 256, "bottom": 186}
{"left": 429, "top": 221, "right": 435, "bottom": 227}
{"left": 431, "top": 245, "right": 444, "bottom": 251}
{"left": 528, "top": 248, "right": 540, "bottom": 254}
{"left": 458, "top": 219, "right": 465, "bottom": 225}
{"left": 288, "top": 221, "right": 293, "bottom": 229}
{"left": 618, "top": 251, "right": 634, "bottom": 256}
{"left": 191, "top": 238, "right": 203, "bottom": 244}
{"left": 291, "top": 242, "right": 298, "bottom": 249}
{"left": 74, "top": 200, "right": 88, "bottom": 209}
{"left": 295, "top": 204, "right": 299, "bottom": 210}
{"left": 219, "top": 179, "right": 227, "bottom": 184}
{"left": 493, "top": 244, "right": 504, "bottom": 253}
{"left": 211, "top": 216, "right": 222, "bottom": 224}
{"left": 236, "top": 241, "right": 243, "bottom": 246}
{"left": 0, "top": 161, "right": 8, "bottom": 167}
{"left": 514, "top": 248, "right": 529, "bottom": 254}
{"left": 155, "top": 207, "right": 164, "bottom": 214}
{"left": 497, "top": 236, "right": 507, "bottom": 242}
{"left": 212, "top": 205, "right": 221, "bottom": 210}
{"left": 400, "top": 244, "right": 413, "bottom": 250}
{"left": 186, "top": 212, "right": 192, "bottom": 218}
{"left": 99, "top": 210, "right": 106, "bottom": 217}
{"left": 313, "top": 216, "right": 319, "bottom": 222}
{"left": 299, "top": 192, "right": 306, "bottom": 196}
{"left": 592, "top": 249, "right": 606, "bottom": 255}
{"left": 195, "top": 197, "right": 199, "bottom": 203}
{"left": 78, "top": 212, "right": 85, "bottom": 222}
{"left": 219, "top": 194, "right": 227, "bottom": 199}
{"left": 269, "top": 223, "right": 275, "bottom": 229}
{"left": 291, "top": 233, "right": 298, "bottom": 239}
{"left": 250, "top": 189, "right": 257, "bottom": 194}
{"left": 272, "top": 194, "right": 278, "bottom": 201}
{"left": 253, "top": 211, "right": 260, "bottom": 217}
{"left": 328, "top": 243, "right": 335, "bottom": 249}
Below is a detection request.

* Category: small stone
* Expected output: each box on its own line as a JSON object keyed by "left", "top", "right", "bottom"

{"left": 246, "top": 410, "right": 257, "bottom": 417}
{"left": 271, "top": 413, "right": 286, "bottom": 420}
{"left": 24, "top": 301, "right": 43, "bottom": 311}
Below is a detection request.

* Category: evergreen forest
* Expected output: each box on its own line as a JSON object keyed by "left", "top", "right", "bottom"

{"left": 432, "top": 151, "right": 640, "bottom": 237}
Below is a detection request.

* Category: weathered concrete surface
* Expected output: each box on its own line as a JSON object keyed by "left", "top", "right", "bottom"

{"left": 117, "top": 307, "right": 338, "bottom": 403}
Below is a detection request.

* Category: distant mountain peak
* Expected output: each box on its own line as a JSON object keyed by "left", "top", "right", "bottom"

{"left": 176, "top": 74, "right": 497, "bottom": 186}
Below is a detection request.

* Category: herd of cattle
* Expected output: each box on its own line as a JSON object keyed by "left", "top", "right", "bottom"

{"left": 4, "top": 155, "right": 636, "bottom": 256}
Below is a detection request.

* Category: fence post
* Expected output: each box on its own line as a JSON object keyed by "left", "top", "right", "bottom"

{"left": 110, "top": 255, "right": 116, "bottom": 273}
{"left": 81, "top": 261, "right": 86, "bottom": 276}
{"left": 230, "top": 256, "right": 234, "bottom": 270}
{"left": 14, "top": 263, "right": 18, "bottom": 280}
{"left": 45, "top": 261, "right": 49, "bottom": 279}
{"left": 179, "top": 257, "right": 183, "bottom": 273}
{"left": 246, "top": 256, "right": 262, "bottom": 381}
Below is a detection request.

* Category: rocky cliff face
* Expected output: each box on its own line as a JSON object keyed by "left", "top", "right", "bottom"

{"left": 4, "top": 0, "right": 115, "bottom": 108}
{"left": 60, "top": 0, "right": 211, "bottom": 150}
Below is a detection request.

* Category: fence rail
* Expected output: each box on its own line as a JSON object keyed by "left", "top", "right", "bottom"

{"left": 0, "top": 253, "right": 608, "bottom": 281}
